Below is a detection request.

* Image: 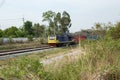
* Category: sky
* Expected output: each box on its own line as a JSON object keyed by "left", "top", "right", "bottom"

{"left": 0, "top": 0, "right": 120, "bottom": 32}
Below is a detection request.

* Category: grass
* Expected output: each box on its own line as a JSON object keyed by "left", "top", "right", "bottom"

{"left": 0, "top": 57, "right": 49, "bottom": 80}
{"left": 0, "top": 39, "right": 120, "bottom": 80}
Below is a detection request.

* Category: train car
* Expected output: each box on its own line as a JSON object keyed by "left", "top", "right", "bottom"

{"left": 73, "top": 35, "right": 87, "bottom": 43}
{"left": 48, "top": 34, "right": 74, "bottom": 47}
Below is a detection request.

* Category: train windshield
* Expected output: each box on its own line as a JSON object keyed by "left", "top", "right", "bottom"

{"left": 49, "top": 35, "right": 56, "bottom": 40}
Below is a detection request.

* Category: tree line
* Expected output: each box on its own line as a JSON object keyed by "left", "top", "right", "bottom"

{"left": 1, "top": 10, "right": 120, "bottom": 40}
{"left": 75, "top": 22, "right": 120, "bottom": 40}
{"left": 94, "top": 22, "right": 120, "bottom": 40}
{"left": 0, "top": 10, "right": 71, "bottom": 38}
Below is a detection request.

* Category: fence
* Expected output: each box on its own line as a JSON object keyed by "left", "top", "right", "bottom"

{"left": 2, "top": 38, "right": 28, "bottom": 43}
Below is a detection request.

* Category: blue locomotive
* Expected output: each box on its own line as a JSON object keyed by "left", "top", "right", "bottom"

{"left": 48, "top": 34, "right": 74, "bottom": 47}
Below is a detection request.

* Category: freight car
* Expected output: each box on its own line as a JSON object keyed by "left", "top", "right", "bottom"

{"left": 73, "top": 35, "right": 87, "bottom": 43}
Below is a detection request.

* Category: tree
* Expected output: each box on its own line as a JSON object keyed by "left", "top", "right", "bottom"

{"left": 42, "top": 10, "right": 56, "bottom": 23}
{"left": 0, "top": 29, "right": 3, "bottom": 37}
{"left": 23, "top": 21, "right": 33, "bottom": 36}
{"left": 33, "top": 23, "right": 45, "bottom": 38}
{"left": 42, "top": 10, "right": 56, "bottom": 35}
{"left": 54, "top": 12, "right": 62, "bottom": 34}
{"left": 15, "top": 28, "right": 26, "bottom": 37}
{"left": 39, "top": 25, "right": 45, "bottom": 37}
{"left": 54, "top": 11, "right": 72, "bottom": 34}
{"left": 60, "top": 11, "right": 72, "bottom": 33}
{"left": 42, "top": 10, "right": 72, "bottom": 35}
{"left": 108, "top": 22, "right": 120, "bottom": 39}
{"left": 4, "top": 26, "right": 19, "bottom": 37}
{"left": 94, "top": 23, "right": 107, "bottom": 38}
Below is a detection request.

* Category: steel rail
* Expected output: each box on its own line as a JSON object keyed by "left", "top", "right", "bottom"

{"left": 0, "top": 46, "right": 54, "bottom": 56}
{"left": 0, "top": 45, "right": 48, "bottom": 53}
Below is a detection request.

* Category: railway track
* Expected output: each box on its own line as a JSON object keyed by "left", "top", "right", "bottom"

{"left": 0, "top": 46, "right": 54, "bottom": 56}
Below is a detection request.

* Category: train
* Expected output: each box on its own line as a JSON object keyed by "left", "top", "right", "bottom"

{"left": 47, "top": 33, "right": 88, "bottom": 47}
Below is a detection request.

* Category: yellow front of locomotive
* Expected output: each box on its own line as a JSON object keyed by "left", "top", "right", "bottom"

{"left": 48, "top": 35, "right": 59, "bottom": 46}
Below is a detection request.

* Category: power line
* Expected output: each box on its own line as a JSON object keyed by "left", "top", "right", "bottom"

{"left": 0, "top": 18, "right": 23, "bottom": 21}
{"left": 0, "top": 17, "right": 25, "bottom": 27}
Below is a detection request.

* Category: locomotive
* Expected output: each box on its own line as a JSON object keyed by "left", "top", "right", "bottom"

{"left": 48, "top": 33, "right": 75, "bottom": 47}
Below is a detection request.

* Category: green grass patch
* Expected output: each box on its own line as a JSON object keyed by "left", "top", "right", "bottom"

{"left": 0, "top": 57, "right": 50, "bottom": 80}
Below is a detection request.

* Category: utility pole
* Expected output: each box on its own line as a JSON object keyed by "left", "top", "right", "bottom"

{"left": 22, "top": 16, "right": 25, "bottom": 25}
{"left": 22, "top": 15, "right": 25, "bottom": 30}
{"left": 54, "top": 22, "right": 56, "bottom": 36}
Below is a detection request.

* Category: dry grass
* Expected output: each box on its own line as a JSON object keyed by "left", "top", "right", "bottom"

{"left": 0, "top": 41, "right": 42, "bottom": 51}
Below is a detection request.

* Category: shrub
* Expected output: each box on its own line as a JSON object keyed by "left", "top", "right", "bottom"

{"left": 39, "top": 37, "right": 44, "bottom": 44}
{"left": 0, "top": 38, "right": 3, "bottom": 45}
{"left": 0, "top": 57, "right": 50, "bottom": 80}
{"left": 8, "top": 36, "right": 13, "bottom": 44}
{"left": 27, "top": 35, "right": 33, "bottom": 41}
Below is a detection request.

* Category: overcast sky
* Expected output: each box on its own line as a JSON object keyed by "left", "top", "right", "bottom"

{"left": 0, "top": 0, "right": 120, "bottom": 32}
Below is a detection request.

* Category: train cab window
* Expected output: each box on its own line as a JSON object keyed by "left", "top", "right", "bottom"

{"left": 49, "top": 35, "right": 56, "bottom": 40}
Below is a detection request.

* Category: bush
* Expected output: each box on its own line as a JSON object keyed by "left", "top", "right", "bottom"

{"left": 39, "top": 38, "right": 44, "bottom": 44}
{"left": 8, "top": 36, "right": 13, "bottom": 44}
{"left": 27, "top": 35, "right": 33, "bottom": 41}
{"left": 0, "top": 38, "right": 3, "bottom": 45}
{"left": 0, "top": 57, "right": 50, "bottom": 80}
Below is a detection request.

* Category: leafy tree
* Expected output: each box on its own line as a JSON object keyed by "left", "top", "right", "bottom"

{"left": 42, "top": 10, "right": 56, "bottom": 35}
{"left": 33, "top": 23, "right": 40, "bottom": 37}
{"left": 94, "top": 23, "right": 107, "bottom": 38}
{"left": 61, "top": 11, "right": 72, "bottom": 33}
{"left": 42, "top": 10, "right": 72, "bottom": 35}
{"left": 39, "top": 25, "right": 46, "bottom": 37}
{"left": 23, "top": 21, "right": 34, "bottom": 36}
{"left": 108, "top": 22, "right": 120, "bottom": 39}
{"left": 4, "top": 26, "right": 19, "bottom": 37}
{"left": 15, "top": 28, "right": 26, "bottom": 37}
{"left": 0, "top": 29, "right": 3, "bottom": 37}
{"left": 54, "top": 12, "right": 61, "bottom": 34}
{"left": 33, "top": 23, "right": 45, "bottom": 38}
{"left": 42, "top": 10, "right": 56, "bottom": 23}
